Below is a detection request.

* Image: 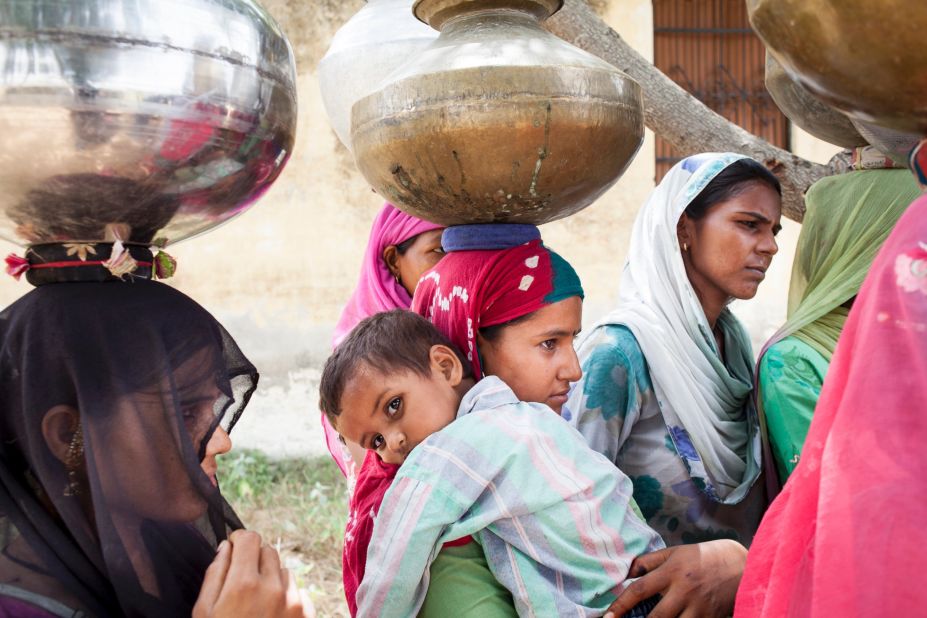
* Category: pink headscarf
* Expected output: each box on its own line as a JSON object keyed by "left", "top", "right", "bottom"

{"left": 324, "top": 203, "right": 442, "bottom": 479}
{"left": 735, "top": 193, "right": 927, "bottom": 617}
{"left": 332, "top": 203, "right": 443, "bottom": 347}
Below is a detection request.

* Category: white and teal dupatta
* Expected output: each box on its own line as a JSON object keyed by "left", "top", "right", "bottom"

{"left": 587, "top": 153, "right": 762, "bottom": 503}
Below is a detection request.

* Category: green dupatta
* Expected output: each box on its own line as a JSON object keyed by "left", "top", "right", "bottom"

{"left": 782, "top": 169, "right": 921, "bottom": 360}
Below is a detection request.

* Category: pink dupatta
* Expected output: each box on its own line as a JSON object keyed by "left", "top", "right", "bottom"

{"left": 735, "top": 193, "right": 927, "bottom": 617}
{"left": 324, "top": 203, "right": 441, "bottom": 479}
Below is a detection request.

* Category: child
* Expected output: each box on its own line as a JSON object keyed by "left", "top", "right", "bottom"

{"left": 319, "top": 310, "right": 664, "bottom": 617}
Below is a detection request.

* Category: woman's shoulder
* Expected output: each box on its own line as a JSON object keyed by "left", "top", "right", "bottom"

{"left": 758, "top": 336, "right": 829, "bottom": 404}
{"left": 0, "top": 585, "right": 82, "bottom": 618}
{"left": 759, "top": 336, "right": 828, "bottom": 378}
{"left": 580, "top": 323, "right": 649, "bottom": 378}
{"left": 764, "top": 335, "right": 820, "bottom": 359}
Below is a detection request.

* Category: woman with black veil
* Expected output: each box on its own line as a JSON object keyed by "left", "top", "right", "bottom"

{"left": 0, "top": 279, "right": 309, "bottom": 617}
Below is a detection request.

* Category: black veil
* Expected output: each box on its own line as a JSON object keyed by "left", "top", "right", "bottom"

{"left": 0, "top": 280, "right": 257, "bottom": 616}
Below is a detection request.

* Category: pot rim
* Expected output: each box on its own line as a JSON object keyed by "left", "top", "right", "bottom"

{"left": 413, "top": 0, "right": 564, "bottom": 30}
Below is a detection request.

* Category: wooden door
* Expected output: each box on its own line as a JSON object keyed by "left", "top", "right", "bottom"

{"left": 653, "top": 0, "right": 789, "bottom": 181}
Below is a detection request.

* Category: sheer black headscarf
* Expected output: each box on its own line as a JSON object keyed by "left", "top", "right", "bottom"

{"left": 0, "top": 280, "right": 257, "bottom": 616}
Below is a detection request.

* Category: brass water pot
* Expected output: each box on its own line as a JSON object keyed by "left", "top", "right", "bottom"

{"left": 351, "top": 0, "right": 644, "bottom": 225}
{"left": 749, "top": 0, "right": 927, "bottom": 134}
{"left": 764, "top": 53, "right": 865, "bottom": 149}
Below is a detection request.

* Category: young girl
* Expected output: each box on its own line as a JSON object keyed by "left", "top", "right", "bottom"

{"left": 326, "top": 203, "right": 444, "bottom": 484}
{"left": 320, "top": 309, "right": 663, "bottom": 617}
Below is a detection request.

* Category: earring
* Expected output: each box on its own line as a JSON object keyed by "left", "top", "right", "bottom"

{"left": 682, "top": 242, "right": 688, "bottom": 252}
{"left": 394, "top": 273, "right": 401, "bottom": 284}
{"left": 63, "top": 423, "right": 84, "bottom": 497}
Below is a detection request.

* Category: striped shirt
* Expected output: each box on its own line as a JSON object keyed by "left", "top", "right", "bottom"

{"left": 356, "top": 376, "right": 665, "bottom": 617}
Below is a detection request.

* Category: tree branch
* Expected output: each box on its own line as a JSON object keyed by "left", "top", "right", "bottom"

{"left": 546, "top": 0, "right": 829, "bottom": 222}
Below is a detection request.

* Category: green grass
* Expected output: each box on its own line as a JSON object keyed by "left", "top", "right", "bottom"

{"left": 219, "top": 449, "right": 349, "bottom": 616}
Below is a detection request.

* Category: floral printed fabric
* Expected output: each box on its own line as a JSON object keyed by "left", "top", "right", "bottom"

{"left": 565, "top": 325, "right": 766, "bottom": 547}
{"left": 587, "top": 153, "right": 764, "bottom": 503}
{"left": 757, "top": 337, "right": 828, "bottom": 482}
{"left": 895, "top": 241, "right": 927, "bottom": 295}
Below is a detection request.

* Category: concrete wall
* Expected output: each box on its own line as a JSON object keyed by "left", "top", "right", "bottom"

{"left": 0, "top": 1, "right": 837, "bottom": 457}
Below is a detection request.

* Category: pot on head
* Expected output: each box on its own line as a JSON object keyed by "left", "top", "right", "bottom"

{"left": 748, "top": 0, "right": 927, "bottom": 134}
{"left": 0, "top": 0, "right": 297, "bottom": 248}
{"left": 350, "top": 0, "right": 644, "bottom": 225}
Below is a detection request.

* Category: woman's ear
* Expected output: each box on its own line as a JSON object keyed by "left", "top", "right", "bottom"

{"left": 677, "top": 213, "right": 694, "bottom": 251}
{"left": 41, "top": 405, "right": 80, "bottom": 464}
{"left": 430, "top": 344, "right": 464, "bottom": 387}
{"left": 382, "top": 244, "right": 401, "bottom": 279}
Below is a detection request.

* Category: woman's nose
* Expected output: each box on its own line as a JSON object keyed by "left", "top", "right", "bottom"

{"left": 759, "top": 231, "right": 779, "bottom": 256}
{"left": 559, "top": 348, "right": 583, "bottom": 383}
{"left": 205, "top": 425, "right": 232, "bottom": 458}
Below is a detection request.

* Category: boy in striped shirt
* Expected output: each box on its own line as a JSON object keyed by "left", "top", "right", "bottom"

{"left": 320, "top": 310, "right": 664, "bottom": 617}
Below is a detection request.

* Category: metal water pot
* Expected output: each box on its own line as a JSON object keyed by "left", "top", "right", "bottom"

{"left": 0, "top": 0, "right": 297, "bottom": 248}
{"left": 318, "top": 0, "right": 438, "bottom": 152}
{"left": 748, "top": 0, "right": 927, "bottom": 134}
{"left": 764, "top": 52, "right": 865, "bottom": 149}
{"left": 351, "top": 0, "right": 644, "bottom": 225}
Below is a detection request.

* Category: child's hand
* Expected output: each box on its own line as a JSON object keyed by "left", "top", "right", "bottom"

{"left": 603, "top": 539, "right": 747, "bottom": 618}
{"left": 193, "top": 530, "right": 314, "bottom": 618}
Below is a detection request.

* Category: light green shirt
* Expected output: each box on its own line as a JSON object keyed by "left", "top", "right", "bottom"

{"left": 758, "top": 336, "right": 829, "bottom": 481}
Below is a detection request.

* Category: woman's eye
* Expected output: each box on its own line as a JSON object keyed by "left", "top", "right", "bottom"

{"left": 740, "top": 220, "right": 758, "bottom": 230}
{"left": 433, "top": 246, "right": 445, "bottom": 255}
{"left": 372, "top": 434, "right": 384, "bottom": 450}
{"left": 387, "top": 397, "right": 401, "bottom": 416}
{"left": 540, "top": 339, "right": 556, "bottom": 351}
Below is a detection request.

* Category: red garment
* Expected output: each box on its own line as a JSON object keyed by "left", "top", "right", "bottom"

{"left": 412, "top": 239, "right": 557, "bottom": 379}
{"left": 343, "top": 451, "right": 397, "bottom": 617}
{"left": 735, "top": 194, "right": 927, "bottom": 617}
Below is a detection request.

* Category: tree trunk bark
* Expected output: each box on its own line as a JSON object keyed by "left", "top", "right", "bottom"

{"left": 546, "top": 0, "right": 830, "bottom": 222}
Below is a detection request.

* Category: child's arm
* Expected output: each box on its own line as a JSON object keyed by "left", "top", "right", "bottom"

{"left": 355, "top": 417, "right": 551, "bottom": 617}
{"left": 356, "top": 475, "right": 467, "bottom": 617}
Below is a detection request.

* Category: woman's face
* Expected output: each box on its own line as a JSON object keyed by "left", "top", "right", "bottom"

{"left": 93, "top": 349, "right": 232, "bottom": 522}
{"left": 385, "top": 229, "right": 445, "bottom": 296}
{"left": 477, "top": 296, "right": 583, "bottom": 413}
{"left": 679, "top": 182, "right": 782, "bottom": 303}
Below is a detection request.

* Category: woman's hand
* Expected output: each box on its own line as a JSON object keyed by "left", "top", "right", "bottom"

{"left": 193, "top": 530, "right": 314, "bottom": 618}
{"left": 604, "top": 539, "right": 747, "bottom": 618}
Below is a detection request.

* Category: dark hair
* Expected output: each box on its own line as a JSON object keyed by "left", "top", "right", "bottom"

{"left": 319, "top": 309, "right": 472, "bottom": 421}
{"left": 684, "top": 159, "right": 782, "bottom": 220}
{"left": 10, "top": 173, "right": 180, "bottom": 244}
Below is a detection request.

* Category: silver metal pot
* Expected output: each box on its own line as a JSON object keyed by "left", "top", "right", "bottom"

{"left": 0, "top": 0, "right": 297, "bottom": 247}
